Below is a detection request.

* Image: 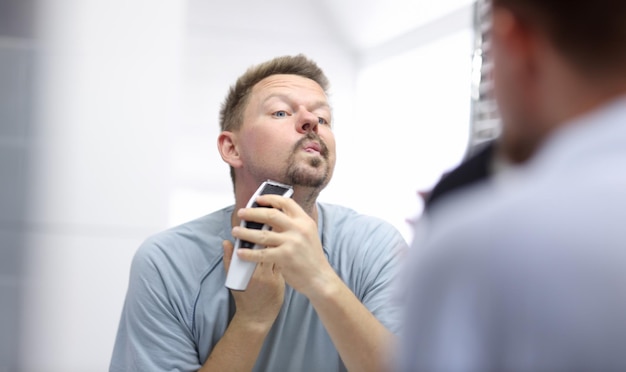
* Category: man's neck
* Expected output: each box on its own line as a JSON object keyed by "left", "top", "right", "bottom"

{"left": 514, "top": 65, "right": 626, "bottom": 166}
{"left": 542, "top": 65, "right": 626, "bottom": 136}
{"left": 231, "top": 182, "right": 320, "bottom": 228}
{"left": 291, "top": 187, "right": 320, "bottom": 219}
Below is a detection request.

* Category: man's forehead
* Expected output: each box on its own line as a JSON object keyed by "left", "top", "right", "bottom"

{"left": 252, "top": 74, "right": 328, "bottom": 100}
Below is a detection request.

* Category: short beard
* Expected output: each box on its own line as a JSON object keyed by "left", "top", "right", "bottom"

{"left": 284, "top": 133, "right": 330, "bottom": 188}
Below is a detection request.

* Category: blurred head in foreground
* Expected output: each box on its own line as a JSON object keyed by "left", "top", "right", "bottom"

{"left": 398, "top": 0, "right": 626, "bottom": 371}
{"left": 491, "top": 0, "right": 626, "bottom": 163}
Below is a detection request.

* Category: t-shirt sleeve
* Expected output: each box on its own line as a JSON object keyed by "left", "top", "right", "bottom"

{"left": 109, "top": 240, "right": 201, "bottom": 372}
{"left": 358, "top": 222, "right": 408, "bottom": 336}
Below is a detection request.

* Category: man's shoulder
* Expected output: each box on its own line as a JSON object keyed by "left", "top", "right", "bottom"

{"left": 318, "top": 202, "right": 407, "bottom": 253}
{"left": 131, "top": 205, "right": 233, "bottom": 280}
{"left": 318, "top": 202, "right": 398, "bottom": 233}
{"left": 422, "top": 172, "right": 540, "bottom": 243}
{"left": 419, "top": 160, "right": 605, "bottom": 255}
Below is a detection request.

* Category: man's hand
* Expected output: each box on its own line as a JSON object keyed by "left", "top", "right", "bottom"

{"left": 223, "top": 240, "right": 285, "bottom": 328}
{"left": 200, "top": 242, "right": 285, "bottom": 371}
{"left": 232, "top": 195, "right": 337, "bottom": 298}
{"left": 232, "top": 195, "right": 398, "bottom": 371}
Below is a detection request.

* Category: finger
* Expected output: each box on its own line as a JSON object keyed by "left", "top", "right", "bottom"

{"left": 237, "top": 206, "right": 291, "bottom": 232}
{"left": 258, "top": 260, "right": 283, "bottom": 275}
{"left": 255, "top": 194, "right": 304, "bottom": 218}
{"left": 232, "top": 225, "right": 283, "bottom": 247}
{"left": 237, "top": 246, "right": 279, "bottom": 265}
{"left": 222, "top": 240, "right": 234, "bottom": 272}
{"left": 256, "top": 259, "right": 275, "bottom": 274}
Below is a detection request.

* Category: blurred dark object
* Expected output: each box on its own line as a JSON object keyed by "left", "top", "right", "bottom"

{"left": 424, "top": 140, "right": 495, "bottom": 212}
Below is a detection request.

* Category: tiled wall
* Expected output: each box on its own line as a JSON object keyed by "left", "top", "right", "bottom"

{"left": 0, "top": 1, "right": 36, "bottom": 369}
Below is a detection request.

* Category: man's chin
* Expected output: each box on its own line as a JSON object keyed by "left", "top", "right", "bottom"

{"left": 290, "top": 176, "right": 328, "bottom": 189}
{"left": 286, "top": 168, "right": 329, "bottom": 189}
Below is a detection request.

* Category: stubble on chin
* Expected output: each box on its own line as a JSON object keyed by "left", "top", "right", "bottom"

{"left": 284, "top": 133, "right": 331, "bottom": 188}
{"left": 285, "top": 156, "right": 328, "bottom": 188}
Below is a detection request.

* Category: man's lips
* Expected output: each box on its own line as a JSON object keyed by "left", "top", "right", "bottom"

{"left": 303, "top": 141, "right": 322, "bottom": 154}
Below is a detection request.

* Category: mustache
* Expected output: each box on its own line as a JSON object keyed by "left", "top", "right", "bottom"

{"left": 293, "top": 132, "right": 329, "bottom": 159}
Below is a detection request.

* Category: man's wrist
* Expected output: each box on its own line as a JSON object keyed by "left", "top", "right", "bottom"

{"left": 230, "top": 312, "right": 276, "bottom": 336}
{"left": 303, "top": 266, "right": 343, "bottom": 305}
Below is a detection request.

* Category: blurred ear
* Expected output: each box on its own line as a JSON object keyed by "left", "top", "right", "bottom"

{"left": 492, "top": 6, "right": 540, "bottom": 80}
{"left": 217, "top": 131, "right": 243, "bottom": 169}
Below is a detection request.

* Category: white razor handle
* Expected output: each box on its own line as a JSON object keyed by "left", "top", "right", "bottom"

{"left": 225, "top": 180, "right": 293, "bottom": 291}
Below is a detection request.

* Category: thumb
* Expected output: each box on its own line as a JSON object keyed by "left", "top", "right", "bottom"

{"left": 222, "top": 240, "right": 234, "bottom": 272}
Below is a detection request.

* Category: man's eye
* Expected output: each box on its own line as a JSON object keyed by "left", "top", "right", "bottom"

{"left": 318, "top": 117, "right": 329, "bottom": 125}
{"left": 273, "top": 111, "right": 288, "bottom": 118}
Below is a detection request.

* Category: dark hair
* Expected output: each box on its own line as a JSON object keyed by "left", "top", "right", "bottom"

{"left": 492, "top": 0, "right": 626, "bottom": 77}
{"left": 219, "top": 54, "right": 330, "bottom": 186}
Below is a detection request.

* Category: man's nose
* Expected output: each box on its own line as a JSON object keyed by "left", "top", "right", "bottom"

{"left": 297, "top": 109, "right": 319, "bottom": 134}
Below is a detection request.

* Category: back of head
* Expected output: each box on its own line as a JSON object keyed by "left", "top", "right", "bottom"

{"left": 492, "top": 0, "right": 626, "bottom": 79}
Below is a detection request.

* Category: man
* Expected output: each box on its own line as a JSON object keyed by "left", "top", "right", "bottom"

{"left": 400, "top": 0, "right": 626, "bottom": 371}
{"left": 110, "top": 55, "right": 407, "bottom": 372}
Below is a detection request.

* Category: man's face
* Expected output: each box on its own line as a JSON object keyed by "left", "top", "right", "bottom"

{"left": 236, "top": 74, "right": 336, "bottom": 189}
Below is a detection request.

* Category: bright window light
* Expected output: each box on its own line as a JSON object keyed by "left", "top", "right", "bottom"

{"left": 327, "top": 29, "right": 473, "bottom": 242}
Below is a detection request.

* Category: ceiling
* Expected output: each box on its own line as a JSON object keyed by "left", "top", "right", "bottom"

{"left": 318, "top": 0, "right": 476, "bottom": 50}
{"left": 187, "top": 0, "right": 476, "bottom": 53}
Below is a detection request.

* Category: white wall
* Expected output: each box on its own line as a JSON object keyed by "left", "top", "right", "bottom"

{"left": 21, "top": 1, "right": 356, "bottom": 371}
{"left": 325, "top": 6, "right": 474, "bottom": 241}
{"left": 21, "top": 1, "right": 184, "bottom": 371}
{"left": 340, "top": 29, "right": 474, "bottom": 241}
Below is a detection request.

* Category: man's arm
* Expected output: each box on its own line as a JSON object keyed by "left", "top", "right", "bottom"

{"left": 199, "top": 241, "right": 284, "bottom": 372}
{"left": 305, "top": 270, "right": 397, "bottom": 371}
{"left": 110, "top": 243, "right": 204, "bottom": 372}
{"left": 110, "top": 239, "right": 284, "bottom": 372}
{"left": 234, "top": 195, "right": 402, "bottom": 371}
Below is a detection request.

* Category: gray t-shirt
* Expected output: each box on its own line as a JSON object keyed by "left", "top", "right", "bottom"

{"left": 110, "top": 202, "right": 407, "bottom": 372}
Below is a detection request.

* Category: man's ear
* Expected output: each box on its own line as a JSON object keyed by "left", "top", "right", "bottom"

{"left": 492, "top": 7, "right": 540, "bottom": 79}
{"left": 217, "top": 131, "right": 243, "bottom": 169}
